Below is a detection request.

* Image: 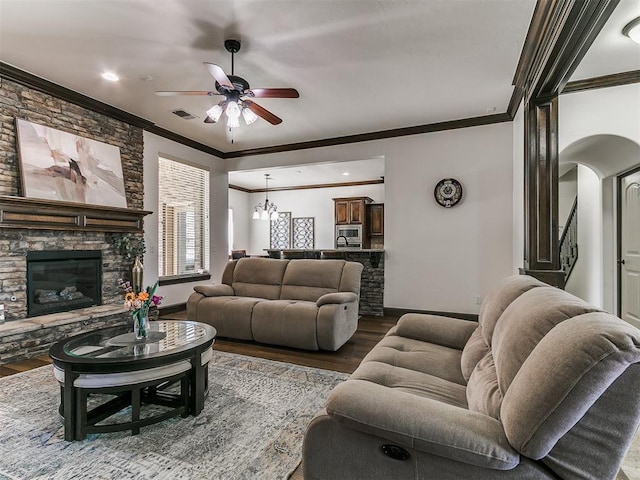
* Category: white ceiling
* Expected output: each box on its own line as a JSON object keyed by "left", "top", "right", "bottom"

{"left": 228, "top": 157, "right": 385, "bottom": 190}
{"left": 1, "top": 0, "right": 637, "bottom": 188}
{"left": 570, "top": 0, "right": 640, "bottom": 80}
{"left": 0, "top": 0, "right": 536, "bottom": 153}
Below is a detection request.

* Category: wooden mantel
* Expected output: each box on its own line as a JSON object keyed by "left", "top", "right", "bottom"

{"left": 0, "top": 195, "right": 151, "bottom": 232}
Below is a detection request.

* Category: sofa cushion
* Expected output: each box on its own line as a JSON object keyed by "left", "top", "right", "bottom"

{"left": 362, "top": 335, "right": 467, "bottom": 385}
{"left": 231, "top": 257, "right": 289, "bottom": 300}
{"left": 477, "top": 275, "right": 546, "bottom": 346}
{"left": 500, "top": 313, "right": 640, "bottom": 463}
{"left": 194, "top": 296, "right": 262, "bottom": 340}
{"left": 251, "top": 299, "right": 319, "bottom": 350}
{"left": 394, "top": 313, "right": 477, "bottom": 350}
{"left": 339, "top": 261, "right": 364, "bottom": 295}
{"left": 492, "top": 287, "right": 601, "bottom": 394}
{"left": 466, "top": 352, "right": 502, "bottom": 420}
{"left": 280, "top": 259, "right": 345, "bottom": 301}
{"left": 193, "top": 284, "right": 234, "bottom": 296}
{"left": 316, "top": 292, "right": 357, "bottom": 306}
{"left": 350, "top": 361, "right": 467, "bottom": 408}
{"left": 460, "top": 275, "right": 544, "bottom": 382}
{"left": 325, "top": 380, "right": 520, "bottom": 470}
{"left": 460, "top": 327, "right": 489, "bottom": 381}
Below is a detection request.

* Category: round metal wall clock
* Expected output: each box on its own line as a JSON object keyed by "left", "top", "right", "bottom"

{"left": 434, "top": 178, "right": 463, "bottom": 208}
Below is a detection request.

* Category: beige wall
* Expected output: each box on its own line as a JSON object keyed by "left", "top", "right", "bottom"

{"left": 226, "top": 122, "right": 515, "bottom": 315}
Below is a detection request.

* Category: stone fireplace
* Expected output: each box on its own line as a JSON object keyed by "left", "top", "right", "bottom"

{"left": 0, "top": 74, "right": 149, "bottom": 363}
{"left": 26, "top": 250, "right": 102, "bottom": 317}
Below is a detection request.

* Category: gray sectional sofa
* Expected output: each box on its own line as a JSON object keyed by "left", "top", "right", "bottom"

{"left": 303, "top": 275, "right": 640, "bottom": 479}
{"left": 186, "top": 257, "right": 363, "bottom": 351}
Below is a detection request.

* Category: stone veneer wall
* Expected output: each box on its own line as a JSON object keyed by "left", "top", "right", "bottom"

{"left": 0, "top": 76, "right": 145, "bottom": 322}
{"left": 344, "top": 252, "right": 384, "bottom": 316}
{"left": 0, "top": 305, "right": 130, "bottom": 363}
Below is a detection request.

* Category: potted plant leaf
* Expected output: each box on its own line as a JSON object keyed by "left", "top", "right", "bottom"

{"left": 113, "top": 234, "right": 146, "bottom": 293}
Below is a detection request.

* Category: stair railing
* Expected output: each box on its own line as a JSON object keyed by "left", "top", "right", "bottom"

{"left": 559, "top": 197, "right": 578, "bottom": 282}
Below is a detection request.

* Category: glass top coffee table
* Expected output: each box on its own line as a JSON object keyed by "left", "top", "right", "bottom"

{"left": 49, "top": 320, "right": 216, "bottom": 441}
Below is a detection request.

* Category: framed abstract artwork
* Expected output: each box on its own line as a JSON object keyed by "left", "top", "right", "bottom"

{"left": 15, "top": 118, "right": 127, "bottom": 208}
{"left": 270, "top": 211, "right": 292, "bottom": 249}
{"left": 292, "top": 217, "right": 315, "bottom": 249}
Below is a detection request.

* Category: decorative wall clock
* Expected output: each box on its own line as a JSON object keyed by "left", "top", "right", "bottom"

{"left": 434, "top": 178, "right": 463, "bottom": 208}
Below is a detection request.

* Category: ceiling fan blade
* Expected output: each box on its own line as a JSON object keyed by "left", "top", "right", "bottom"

{"left": 204, "top": 62, "right": 233, "bottom": 89}
{"left": 155, "top": 90, "right": 220, "bottom": 96}
{"left": 204, "top": 116, "right": 216, "bottom": 123}
{"left": 245, "top": 100, "right": 282, "bottom": 125}
{"left": 246, "top": 88, "right": 299, "bottom": 98}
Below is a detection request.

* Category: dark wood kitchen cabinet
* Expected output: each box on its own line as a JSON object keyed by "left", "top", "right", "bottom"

{"left": 334, "top": 197, "right": 373, "bottom": 225}
{"left": 368, "top": 203, "right": 384, "bottom": 236}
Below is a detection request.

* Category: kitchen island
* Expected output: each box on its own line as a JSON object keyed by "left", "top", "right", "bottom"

{"left": 264, "top": 249, "right": 384, "bottom": 316}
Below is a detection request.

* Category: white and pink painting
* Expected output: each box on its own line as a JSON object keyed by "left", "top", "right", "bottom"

{"left": 15, "top": 118, "right": 127, "bottom": 208}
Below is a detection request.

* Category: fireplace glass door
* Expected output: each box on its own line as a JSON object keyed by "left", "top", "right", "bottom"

{"left": 27, "top": 250, "right": 102, "bottom": 317}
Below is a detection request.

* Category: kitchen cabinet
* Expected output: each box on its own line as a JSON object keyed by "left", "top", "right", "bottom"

{"left": 368, "top": 204, "right": 384, "bottom": 236}
{"left": 334, "top": 197, "right": 372, "bottom": 225}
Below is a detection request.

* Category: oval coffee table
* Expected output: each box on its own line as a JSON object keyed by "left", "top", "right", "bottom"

{"left": 49, "top": 320, "right": 216, "bottom": 441}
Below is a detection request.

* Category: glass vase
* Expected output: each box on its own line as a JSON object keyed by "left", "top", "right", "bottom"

{"left": 133, "top": 311, "right": 149, "bottom": 340}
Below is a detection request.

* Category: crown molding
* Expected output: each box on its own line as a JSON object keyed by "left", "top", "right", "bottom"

{"left": 511, "top": 0, "right": 620, "bottom": 103}
{"left": 0, "top": 62, "right": 154, "bottom": 130}
{"left": 230, "top": 178, "right": 384, "bottom": 193}
{"left": 224, "top": 113, "right": 512, "bottom": 158}
{"left": 0, "top": 62, "right": 225, "bottom": 158}
{"left": 562, "top": 69, "right": 640, "bottom": 94}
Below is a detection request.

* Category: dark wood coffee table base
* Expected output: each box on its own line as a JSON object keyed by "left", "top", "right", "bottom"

{"left": 62, "top": 370, "right": 192, "bottom": 440}
{"left": 50, "top": 321, "right": 216, "bottom": 441}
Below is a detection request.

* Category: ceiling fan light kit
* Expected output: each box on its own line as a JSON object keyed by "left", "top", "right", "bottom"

{"left": 156, "top": 39, "right": 299, "bottom": 132}
{"left": 206, "top": 104, "right": 224, "bottom": 122}
{"left": 622, "top": 16, "right": 640, "bottom": 44}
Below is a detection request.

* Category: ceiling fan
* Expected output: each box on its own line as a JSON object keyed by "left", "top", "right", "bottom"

{"left": 156, "top": 39, "right": 299, "bottom": 128}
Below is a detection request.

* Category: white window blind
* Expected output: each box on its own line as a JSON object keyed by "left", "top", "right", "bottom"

{"left": 228, "top": 208, "right": 234, "bottom": 254}
{"left": 158, "top": 157, "right": 210, "bottom": 277}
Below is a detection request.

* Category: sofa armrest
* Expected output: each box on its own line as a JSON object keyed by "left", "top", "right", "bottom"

{"left": 193, "top": 284, "right": 235, "bottom": 297}
{"left": 394, "top": 313, "right": 478, "bottom": 350}
{"left": 317, "top": 292, "right": 358, "bottom": 307}
{"left": 325, "top": 380, "right": 519, "bottom": 470}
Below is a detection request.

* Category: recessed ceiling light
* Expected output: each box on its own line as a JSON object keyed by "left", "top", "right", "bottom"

{"left": 101, "top": 71, "right": 120, "bottom": 82}
{"left": 342, "top": 172, "right": 350, "bottom": 176}
{"left": 622, "top": 16, "right": 640, "bottom": 44}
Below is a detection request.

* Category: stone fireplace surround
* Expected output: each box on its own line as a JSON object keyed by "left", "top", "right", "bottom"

{"left": 0, "top": 229, "right": 143, "bottom": 364}
{"left": 0, "top": 76, "right": 149, "bottom": 363}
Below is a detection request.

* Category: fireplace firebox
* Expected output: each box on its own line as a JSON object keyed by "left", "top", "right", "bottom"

{"left": 26, "top": 250, "right": 102, "bottom": 317}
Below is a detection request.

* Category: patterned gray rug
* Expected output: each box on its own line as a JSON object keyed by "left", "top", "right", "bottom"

{"left": 0, "top": 351, "right": 348, "bottom": 480}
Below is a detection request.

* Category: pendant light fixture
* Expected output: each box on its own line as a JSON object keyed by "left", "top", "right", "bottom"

{"left": 252, "top": 174, "right": 279, "bottom": 220}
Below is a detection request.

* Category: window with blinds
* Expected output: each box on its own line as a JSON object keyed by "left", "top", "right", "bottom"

{"left": 158, "top": 157, "right": 210, "bottom": 277}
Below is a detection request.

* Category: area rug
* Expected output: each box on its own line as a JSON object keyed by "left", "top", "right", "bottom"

{"left": 0, "top": 351, "right": 348, "bottom": 480}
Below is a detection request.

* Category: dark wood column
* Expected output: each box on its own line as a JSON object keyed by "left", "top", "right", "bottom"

{"left": 522, "top": 96, "right": 564, "bottom": 287}
{"left": 511, "top": 0, "right": 620, "bottom": 288}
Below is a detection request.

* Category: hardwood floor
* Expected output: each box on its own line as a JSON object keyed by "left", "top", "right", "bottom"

{"left": 161, "top": 311, "right": 398, "bottom": 374}
{"left": 0, "top": 354, "right": 52, "bottom": 377}
{"left": 0, "top": 313, "right": 397, "bottom": 378}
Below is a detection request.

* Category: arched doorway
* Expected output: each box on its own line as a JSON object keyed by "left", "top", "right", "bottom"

{"left": 560, "top": 134, "right": 640, "bottom": 318}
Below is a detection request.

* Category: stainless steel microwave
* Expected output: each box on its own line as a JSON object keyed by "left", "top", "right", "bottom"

{"left": 336, "top": 224, "right": 362, "bottom": 243}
